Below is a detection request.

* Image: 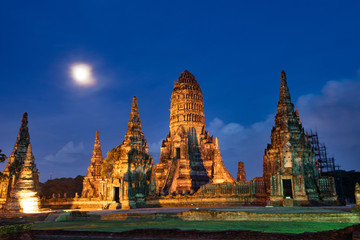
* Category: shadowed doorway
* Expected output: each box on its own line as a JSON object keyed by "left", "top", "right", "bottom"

{"left": 113, "top": 187, "right": 120, "bottom": 203}
{"left": 282, "top": 179, "right": 293, "bottom": 198}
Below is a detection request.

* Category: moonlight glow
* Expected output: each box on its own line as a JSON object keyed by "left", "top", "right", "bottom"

{"left": 70, "top": 63, "right": 95, "bottom": 86}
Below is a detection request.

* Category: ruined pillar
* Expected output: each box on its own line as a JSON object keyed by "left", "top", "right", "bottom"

{"left": 237, "top": 161, "right": 247, "bottom": 182}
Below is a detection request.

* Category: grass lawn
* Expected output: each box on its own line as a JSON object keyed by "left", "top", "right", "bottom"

{"left": 32, "top": 220, "right": 357, "bottom": 234}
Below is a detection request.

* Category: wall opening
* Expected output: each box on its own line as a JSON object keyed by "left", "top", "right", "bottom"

{"left": 176, "top": 148, "right": 180, "bottom": 159}
{"left": 113, "top": 187, "right": 120, "bottom": 203}
{"left": 282, "top": 179, "right": 293, "bottom": 198}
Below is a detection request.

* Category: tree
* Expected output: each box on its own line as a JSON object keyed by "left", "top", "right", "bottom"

{"left": 101, "top": 146, "right": 123, "bottom": 178}
{"left": 0, "top": 149, "right": 8, "bottom": 180}
{"left": 40, "top": 175, "right": 84, "bottom": 198}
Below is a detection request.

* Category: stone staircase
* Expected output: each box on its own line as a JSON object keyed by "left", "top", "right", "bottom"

{"left": 163, "top": 158, "right": 179, "bottom": 194}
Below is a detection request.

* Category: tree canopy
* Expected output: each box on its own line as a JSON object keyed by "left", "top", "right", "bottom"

{"left": 40, "top": 175, "right": 84, "bottom": 198}
{"left": 0, "top": 149, "right": 8, "bottom": 180}
{"left": 101, "top": 146, "right": 123, "bottom": 178}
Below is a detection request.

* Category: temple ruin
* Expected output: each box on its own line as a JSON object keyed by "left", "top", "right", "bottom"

{"left": 262, "top": 71, "right": 338, "bottom": 206}
{"left": 0, "top": 113, "right": 40, "bottom": 212}
{"left": 4, "top": 144, "right": 40, "bottom": 212}
{"left": 237, "top": 161, "right": 247, "bottom": 183}
{"left": 100, "top": 96, "right": 155, "bottom": 209}
{"left": 155, "top": 70, "right": 234, "bottom": 195}
{"left": 81, "top": 131, "right": 106, "bottom": 199}
{"left": 0, "top": 71, "right": 343, "bottom": 211}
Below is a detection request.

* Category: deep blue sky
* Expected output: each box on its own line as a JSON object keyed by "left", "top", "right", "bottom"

{"left": 1, "top": 1, "right": 359, "bottom": 182}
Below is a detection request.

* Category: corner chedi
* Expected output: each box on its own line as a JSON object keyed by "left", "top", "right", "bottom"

{"left": 101, "top": 96, "right": 155, "bottom": 209}
{"left": 81, "top": 131, "right": 106, "bottom": 199}
{"left": 0, "top": 113, "right": 40, "bottom": 200}
{"left": 0, "top": 113, "right": 40, "bottom": 212}
{"left": 263, "top": 71, "right": 338, "bottom": 206}
{"left": 4, "top": 144, "right": 40, "bottom": 213}
{"left": 155, "top": 70, "right": 234, "bottom": 195}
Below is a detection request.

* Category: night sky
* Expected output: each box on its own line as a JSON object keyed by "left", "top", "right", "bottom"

{"left": 1, "top": 1, "right": 359, "bottom": 182}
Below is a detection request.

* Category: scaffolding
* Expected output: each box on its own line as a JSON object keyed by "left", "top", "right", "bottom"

{"left": 306, "top": 130, "right": 344, "bottom": 201}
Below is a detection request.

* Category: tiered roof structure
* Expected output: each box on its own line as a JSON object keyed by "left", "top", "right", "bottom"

{"left": 0, "top": 113, "right": 40, "bottom": 212}
{"left": 104, "top": 97, "right": 154, "bottom": 208}
{"left": 81, "top": 131, "right": 105, "bottom": 198}
{"left": 263, "top": 71, "right": 320, "bottom": 205}
{"left": 0, "top": 113, "right": 40, "bottom": 200}
{"left": 4, "top": 144, "right": 40, "bottom": 212}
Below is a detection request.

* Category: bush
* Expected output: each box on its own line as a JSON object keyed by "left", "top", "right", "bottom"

{"left": 0, "top": 223, "right": 32, "bottom": 237}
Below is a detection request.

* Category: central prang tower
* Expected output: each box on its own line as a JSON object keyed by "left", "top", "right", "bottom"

{"left": 169, "top": 70, "right": 205, "bottom": 137}
{"left": 155, "top": 70, "right": 234, "bottom": 195}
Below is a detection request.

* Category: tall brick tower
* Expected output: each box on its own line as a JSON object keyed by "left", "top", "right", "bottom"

{"left": 169, "top": 70, "right": 205, "bottom": 137}
{"left": 104, "top": 96, "right": 155, "bottom": 208}
{"left": 82, "top": 131, "right": 106, "bottom": 198}
{"left": 263, "top": 71, "right": 321, "bottom": 205}
{"left": 155, "top": 70, "right": 234, "bottom": 195}
{"left": 0, "top": 113, "right": 40, "bottom": 201}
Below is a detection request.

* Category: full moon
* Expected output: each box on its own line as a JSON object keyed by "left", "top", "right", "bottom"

{"left": 70, "top": 63, "right": 95, "bottom": 86}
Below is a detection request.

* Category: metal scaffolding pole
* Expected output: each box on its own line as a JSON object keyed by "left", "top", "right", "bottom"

{"left": 306, "top": 130, "right": 344, "bottom": 201}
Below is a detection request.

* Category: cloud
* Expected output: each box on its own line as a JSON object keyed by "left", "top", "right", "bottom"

{"left": 210, "top": 72, "right": 360, "bottom": 181}
{"left": 209, "top": 118, "right": 247, "bottom": 136}
{"left": 296, "top": 77, "right": 360, "bottom": 171}
{"left": 44, "top": 141, "right": 86, "bottom": 163}
{"left": 37, "top": 141, "right": 90, "bottom": 182}
{"left": 207, "top": 116, "right": 273, "bottom": 181}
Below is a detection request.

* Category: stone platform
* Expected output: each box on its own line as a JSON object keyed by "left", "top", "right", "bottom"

{"left": 84, "top": 206, "right": 359, "bottom": 223}
{"left": 17, "top": 205, "right": 353, "bottom": 225}
{"left": 1, "top": 206, "right": 360, "bottom": 239}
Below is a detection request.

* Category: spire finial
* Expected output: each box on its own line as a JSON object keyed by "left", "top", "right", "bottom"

{"left": 22, "top": 112, "right": 28, "bottom": 120}
{"left": 126, "top": 96, "right": 142, "bottom": 137}
{"left": 15, "top": 112, "right": 30, "bottom": 147}
{"left": 94, "top": 131, "right": 100, "bottom": 147}
{"left": 277, "top": 70, "right": 295, "bottom": 117}
{"left": 280, "top": 70, "right": 287, "bottom": 85}
{"left": 278, "top": 70, "right": 291, "bottom": 105}
{"left": 92, "top": 131, "right": 102, "bottom": 161}
{"left": 132, "top": 96, "right": 138, "bottom": 108}
{"left": 131, "top": 96, "right": 139, "bottom": 117}
{"left": 20, "top": 112, "right": 29, "bottom": 130}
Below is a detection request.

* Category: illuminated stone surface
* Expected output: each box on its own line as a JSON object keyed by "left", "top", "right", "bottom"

{"left": 0, "top": 113, "right": 40, "bottom": 203}
{"left": 356, "top": 183, "right": 360, "bottom": 206}
{"left": 4, "top": 144, "right": 40, "bottom": 213}
{"left": 263, "top": 71, "right": 337, "bottom": 206}
{"left": 237, "top": 161, "right": 247, "bottom": 182}
{"left": 81, "top": 131, "right": 106, "bottom": 198}
{"left": 155, "top": 70, "right": 234, "bottom": 195}
{"left": 0, "top": 71, "right": 343, "bottom": 211}
{"left": 102, "top": 96, "right": 155, "bottom": 208}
